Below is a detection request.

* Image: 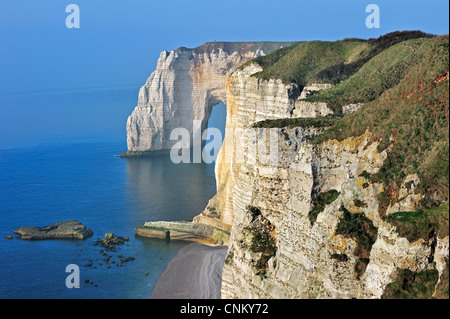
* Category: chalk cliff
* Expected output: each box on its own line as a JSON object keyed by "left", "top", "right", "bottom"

{"left": 211, "top": 60, "right": 448, "bottom": 299}
{"left": 125, "top": 42, "right": 298, "bottom": 153}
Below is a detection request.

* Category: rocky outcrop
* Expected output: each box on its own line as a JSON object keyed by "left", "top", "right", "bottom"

{"left": 124, "top": 42, "right": 298, "bottom": 154}
{"left": 14, "top": 220, "right": 93, "bottom": 240}
{"left": 135, "top": 221, "right": 229, "bottom": 245}
{"left": 385, "top": 174, "right": 422, "bottom": 216}
{"left": 93, "top": 232, "right": 129, "bottom": 250}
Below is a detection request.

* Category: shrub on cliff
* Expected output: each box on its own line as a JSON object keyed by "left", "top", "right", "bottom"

{"left": 381, "top": 268, "right": 439, "bottom": 299}
{"left": 244, "top": 225, "right": 277, "bottom": 276}
{"left": 335, "top": 205, "right": 378, "bottom": 259}
{"left": 242, "top": 31, "right": 433, "bottom": 91}
{"left": 308, "top": 190, "right": 340, "bottom": 225}
{"left": 243, "top": 206, "right": 277, "bottom": 277}
{"left": 252, "top": 117, "right": 336, "bottom": 129}
{"left": 385, "top": 203, "right": 449, "bottom": 242}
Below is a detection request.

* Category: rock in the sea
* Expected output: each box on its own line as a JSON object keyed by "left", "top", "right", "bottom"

{"left": 94, "top": 232, "right": 129, "bottom": 250}
{"left": 14, "top": 220, "right": 93, "bottom": 240}
{"left": 120, "top": 257, "right": 135, "bottom": 263}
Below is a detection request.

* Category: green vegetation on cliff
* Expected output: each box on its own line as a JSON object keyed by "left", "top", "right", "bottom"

{"left": 243, "top": 31, "right": 433, "bottom": 92}
{"left": 313, "top": 35, "right": 449, "bottom": 208}
{"left": 304, "top": 37, "right": 436, "bottom": 115}
{"left": 252, "top": 117, "right": 336, "bottom": 129}
{"left": 381, "top": 268, "right": 439, "bottom": 299}
{"left": 336, "top": 205, "right": 378, "bottom": 259}
{"left": 243, "top": 206, "right": 277, "bottom": 278}
{"left": 308, "top": 189, "right": 340, "bottom": 225}
{"left": 315, "top": 31, "right": 434, "bottom": 84}
{"left": 244, "top": 225, "right": 277, "bottom": 276}
{"left": 245, "top": 40, "right": 367, "bottom": 87}
{"left": 177, "top": 41, "right": 301, "bottom": 55}
{"left": 385, "top": 203, "right": 449, "bottom": 242}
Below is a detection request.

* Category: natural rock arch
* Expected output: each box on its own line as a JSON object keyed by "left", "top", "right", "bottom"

{"left": 125, "top": 42, "right": 298, "bottom": 154}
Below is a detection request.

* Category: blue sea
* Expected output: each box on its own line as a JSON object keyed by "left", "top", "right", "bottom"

{"left": 0, "top": 87, "right": 224, "bottom": 299}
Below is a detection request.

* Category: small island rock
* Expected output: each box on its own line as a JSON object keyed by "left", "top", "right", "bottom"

{"left": 14, "top": 220, "right": 93, "bottom": 240}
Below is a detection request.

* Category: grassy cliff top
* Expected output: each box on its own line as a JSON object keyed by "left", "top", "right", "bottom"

{"left": 243, "top": 31, "right": 434, "bottom": 88}
{"left": 304, "top": 37, "right": 437, "bottom": 114}
{"left": 243, "top": 40, "right": 368, "bottom": 86}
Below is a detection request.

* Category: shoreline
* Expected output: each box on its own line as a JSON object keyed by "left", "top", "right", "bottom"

{"left": 150, "top": 243, "right": 228, "bottom": 299}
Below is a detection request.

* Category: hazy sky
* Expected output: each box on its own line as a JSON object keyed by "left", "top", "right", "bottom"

{"left": 0, "top": 0, "right": 448, "bottom": 95}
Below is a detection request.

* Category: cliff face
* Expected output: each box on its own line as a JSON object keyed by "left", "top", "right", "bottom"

{"left": 195, "top": 63, "right": 306, "bottom": 227}
{"left": 195, "top": 62, "right": 357, "bottom": 229}
{"left": 131, "top": 34, "right": 449, "bottom": 299}
{"left": 125, "top": 42, "right": 298, "bottom": 153}
{"left": 205, "top": 61, "right": 448, "bottom": 298}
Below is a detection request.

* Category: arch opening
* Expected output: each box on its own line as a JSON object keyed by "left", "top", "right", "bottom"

{"left": 204, "top": 102, "right": 226, "bottom": 163}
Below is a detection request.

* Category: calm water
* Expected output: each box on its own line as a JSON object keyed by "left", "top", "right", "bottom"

{"left": 0, "top": 85, "right": 226, "bottom": 298}
{"left": 0, "top": 141, "right": 217, "bottom": 298}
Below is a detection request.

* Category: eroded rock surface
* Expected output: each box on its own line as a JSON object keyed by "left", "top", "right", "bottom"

{"left": 14, "top": 220, "right": 93, "bottom": 240}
